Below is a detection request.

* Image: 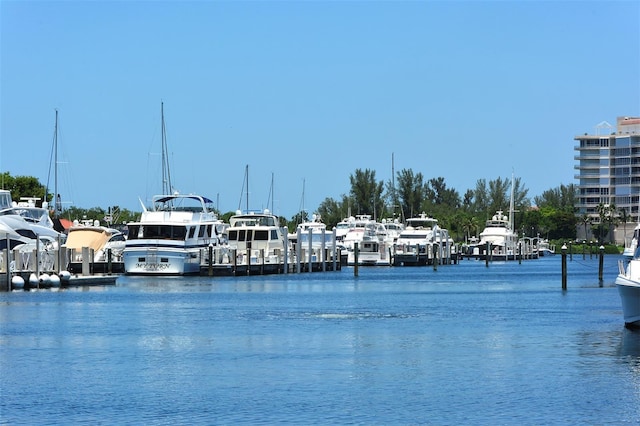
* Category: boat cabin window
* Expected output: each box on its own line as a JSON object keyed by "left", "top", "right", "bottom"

{"left": 271, "top": 230, "right": 279, "bottom": 240}
{"left": 188, "top": 227, "right": 196, "bottom": 238}
{"left": 128, "top": 224, "right": 187, "bottom": 240}
{"left": 109, "top": 233, "right": 126, "bottom": 243}
{"left": 255, "top": 230, "right": 268, "bottom": 241}
{"left": 15, "top": 229, "right": 37, "bottom": 239}
{"left": 0, "top": 239, "right": 26, "bottom": 250}
{"left": 400, "top": 234, "right": 429, "bottom": 239}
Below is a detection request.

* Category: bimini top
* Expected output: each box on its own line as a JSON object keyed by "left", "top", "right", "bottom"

{"left": 151, "top": 194, "right": 215, "bottom": 213}
{"left": 154, "top": 195, "right": 214, "bottom": 204}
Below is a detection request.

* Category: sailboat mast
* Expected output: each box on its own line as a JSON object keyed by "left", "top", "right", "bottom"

{"left": 246, "top": 164, "right": 249, "bottom": 212}
{"left": 161, "top": 102, "right": 172, "bottom": 195}
{"left": 54, "top": 109, "right": 58, "bottom": 217}
{"left": 509, "top": 173, "right": 515, "bottom": 232}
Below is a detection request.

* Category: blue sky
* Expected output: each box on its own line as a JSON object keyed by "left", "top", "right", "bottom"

{"left": 1, "top": 0, "right": 639, "bottom": 219}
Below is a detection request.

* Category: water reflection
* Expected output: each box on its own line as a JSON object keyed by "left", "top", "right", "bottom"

{"left": 619, "top": 328, "right": 640, "bottom": 360}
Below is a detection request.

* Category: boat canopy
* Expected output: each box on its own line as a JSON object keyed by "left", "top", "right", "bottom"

{"left": 155, "top": 195, "right": 214, "bottom": 204}
{"left": 64, "top": 228, "right": 112, "bottom": 251}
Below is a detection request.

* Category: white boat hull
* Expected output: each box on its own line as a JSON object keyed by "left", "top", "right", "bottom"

{"left": 616, "top": 277, "right": 640, "bottom": 326}
{"left": 616, "top": 258, "right": 640, "bottom": 326}
{"left": 123, "top": 247, "right": 202, "bottom": 275}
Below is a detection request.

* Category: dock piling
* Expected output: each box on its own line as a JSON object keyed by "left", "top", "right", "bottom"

{"left": 562, "top": 244, "right": 567, "bottom": 290}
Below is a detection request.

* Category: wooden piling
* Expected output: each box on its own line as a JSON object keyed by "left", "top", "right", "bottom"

{"left": 208, "top": 245, "right": 213, "bottom": 276}
{"left": 107, "top": 248, "right": 112, "bottom": 275}
{"left": 354, "top": 242, "right": 359, "bottom": 277}
{"left": 598, "top": 245, "right": 604, "bottom": 286}
{"left": 561, "top": 244, "right": 567, "bottom": 290}
{"left": 485, "top": 242, "right": 490, "bottom": 267}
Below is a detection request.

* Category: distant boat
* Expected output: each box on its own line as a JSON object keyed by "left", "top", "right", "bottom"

{"left": 226, "top": 209, "right": 290, "bottom": 267}
{"left": 537, "top": 238, "right": 556, "bottom": 257}
{"left": 392, "top": 213, "right": 441, "bottom": 266}
{"left": 474, "top": 210, "right": 519, "bottom": 261}
{"left": 289, "top": 214, "right": 334, "bottom": 251}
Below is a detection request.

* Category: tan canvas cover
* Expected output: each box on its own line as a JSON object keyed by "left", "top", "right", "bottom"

{"left": 65, "top": 227, "right": 110, "bottom": 252}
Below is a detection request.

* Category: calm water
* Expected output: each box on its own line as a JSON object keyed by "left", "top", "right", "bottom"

{"left": 1, "top": 255, "right": 639, "bottom": 425}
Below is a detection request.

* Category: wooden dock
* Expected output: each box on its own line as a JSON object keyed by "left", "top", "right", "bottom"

{"left": 0, "top": 246, "right": 120, "bottom": 291}
{"left": 198, "top": 246, "right": 342, "bottom": 276}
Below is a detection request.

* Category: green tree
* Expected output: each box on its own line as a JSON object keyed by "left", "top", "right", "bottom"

{"left": 1, "top": 173, "right": 49, "bottom": 206}
{"left": 349, "top": 169, "right": 384, "bottom": 219}
{"left": 473, "top": 179, "right": 489, "bottom": 216}
{"left": 534, "top": 184, "right": 577, "bottom": 211}
{"left": 394, "top": 168, "right": 427, "bottom": 219}
{"left": 316, "top": 194, "right": 352, "bottom": 229}
{"left": 423, "top": 177, "right": 461, "bottom": 219}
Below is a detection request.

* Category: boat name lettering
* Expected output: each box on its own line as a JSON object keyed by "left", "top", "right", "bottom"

{"left": 136, "top": 263, "right": 171, "bottom": 271}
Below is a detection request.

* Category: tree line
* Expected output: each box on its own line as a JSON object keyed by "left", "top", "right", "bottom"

{"left": 311, "top": 168, "right": 579, "bottom": 242}
{"left": 2, "top": 170, "right": 581, "bottom": 242}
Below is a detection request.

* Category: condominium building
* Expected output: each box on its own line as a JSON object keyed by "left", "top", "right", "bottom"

{"left": 573, "top": 116, "right": 640, "bottom": 239}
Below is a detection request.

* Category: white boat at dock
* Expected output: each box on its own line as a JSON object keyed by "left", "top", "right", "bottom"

{"left": 289, "top": 214, "right": 338, "bottom": 266}
{"left": 391, "top": 213, "right": 452, "bottom": 266}
{"left": 123, "top": 194, "right": 224, "bottom": 275}
{"left": 63, "top": 219, "right": 127, "bottom": 274}
{"left": 473, "top": 210, "right": 519, "bottom": 261}
{"left": 222, "top": 209, "right": 292, "bottom": 271}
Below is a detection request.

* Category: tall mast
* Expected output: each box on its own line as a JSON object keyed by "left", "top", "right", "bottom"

{"left": 54, "top": 109, "right": 59, "bottom": 216}
{"left": 391, "top": 152, "right": 396, "bottom": 218}
{"left": 245, "top": 164, "right": 249, "bottom": 212}
{"left": 161, "top": 101, "right": 172, "bottom": 195}
{"left": 509, "top": 173, "right": 515, "bottom": 232}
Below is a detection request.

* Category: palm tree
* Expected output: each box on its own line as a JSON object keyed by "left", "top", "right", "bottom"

{"left": 462, "top": 216, "right": 479, "bottom": 243}
{"left": 580, "top": 213, "right": 591, "bottom": 241}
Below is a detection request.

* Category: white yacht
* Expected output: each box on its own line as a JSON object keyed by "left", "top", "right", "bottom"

{"left": 225, "top": 209, "right": 290, "bottom": 268}
{"left": 475, "top": 210, "right": 519, "bottom": 260}
{"left": 289, "top": 214, "right": 336, "bottom": 263}
{"left": 377, "top": 218, "right": 405, "bottom": 244}
{"left": 335, "top": 216, "right": 353, "bottom": 244}
{"left": 0, "top": 190, "right": 63, "bottom": 250}
{"left": 341, "top": 215, "right": 377, "bottom": 251}
{"left": 392, "top": 213, "right": 440, "bottom": 266}
{"left": 123, "top": 194, "right": 223, "bottom": 275}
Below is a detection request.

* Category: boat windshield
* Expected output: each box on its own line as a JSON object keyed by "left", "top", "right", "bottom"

{"left": 231, "top": 215, "right": 277, "bottom": 227}
{"left": 128, "top": 224, "right": 188, "bottom": 241}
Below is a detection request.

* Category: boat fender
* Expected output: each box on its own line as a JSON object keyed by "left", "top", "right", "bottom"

{"left": 49, "top": 274, "right": 61, "bottom": 287}
{"left": 59, "top": 270, "right": 72, "bottom": 283}
{"left": 11, "top": 275, "right": 25, "bottom": 290}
